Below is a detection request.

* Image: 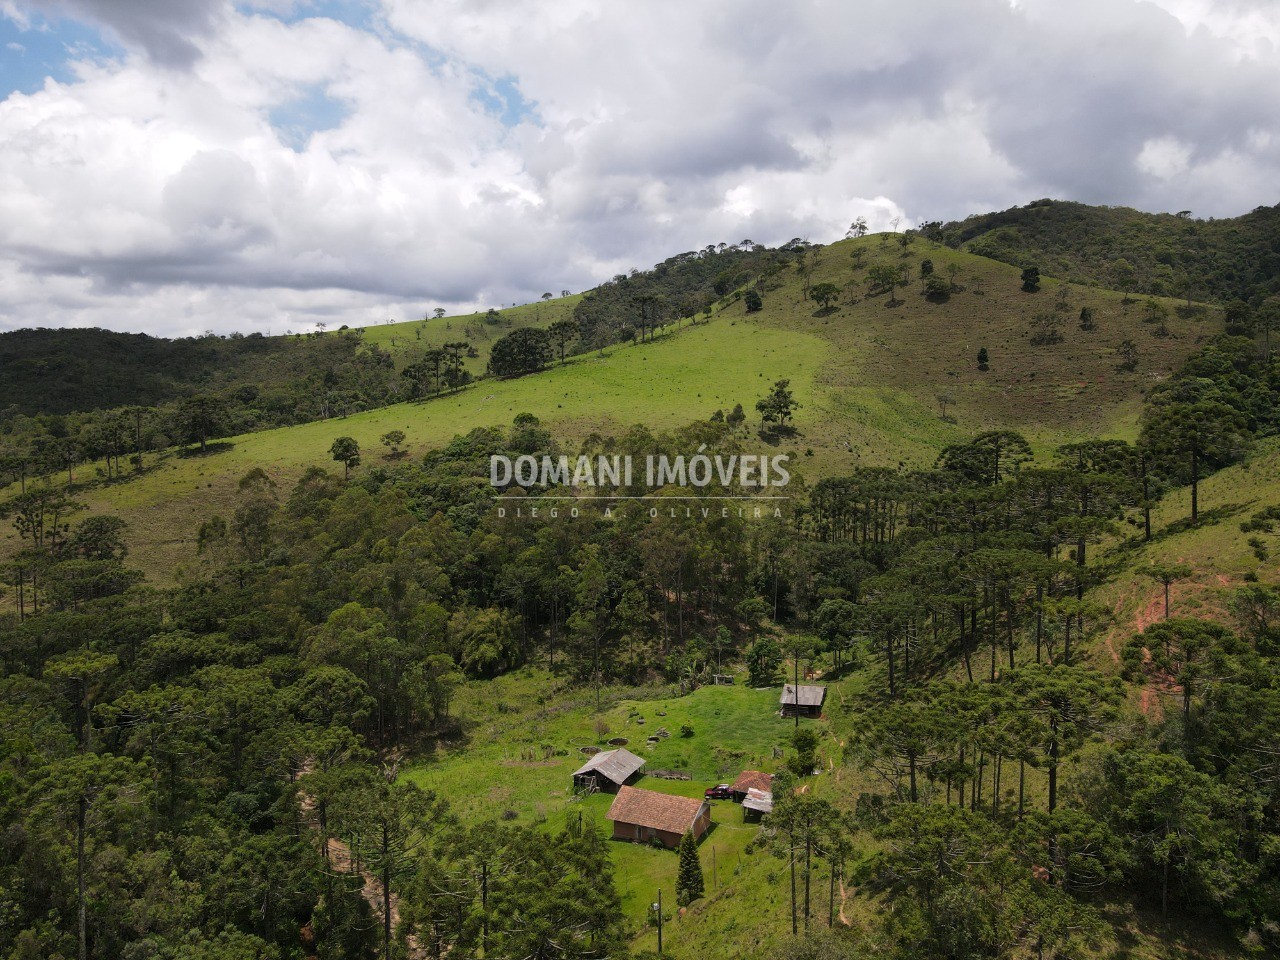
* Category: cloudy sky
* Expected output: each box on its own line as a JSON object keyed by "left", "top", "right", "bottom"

{"left": 1, "top": 0, "right": 1278, "bottom": 336}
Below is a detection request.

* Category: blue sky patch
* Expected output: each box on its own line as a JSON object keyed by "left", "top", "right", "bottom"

{"left": 269, "top": 84, "right": 349, "bottom": 150}
{"left": 0, "top": 10, "right": 119, "bottom": 97}
{"left": 470, "top": 72, "right": 537, "bottom": 128}
{"left": 238, "top": 0, "right": 376, "bottom": 32}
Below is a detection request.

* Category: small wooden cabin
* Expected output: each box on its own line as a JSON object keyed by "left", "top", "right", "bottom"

{"left": 572, "top": 747, "right": 646, "bottom": 793}
{"left": 780, "top": 683, "right": 826, "bottom": 718}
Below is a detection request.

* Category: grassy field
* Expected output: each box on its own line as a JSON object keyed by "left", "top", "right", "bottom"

{"left": 352, "top": 293, "right": 584, "bottom": 374}
{"left": 0, "top": 235, "right": 1224, "bottom": 581}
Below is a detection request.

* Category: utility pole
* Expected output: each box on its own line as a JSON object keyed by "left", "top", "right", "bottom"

{"left": 656, "top": 888, "right": 663, "bottom": 955}
{"left": 793, "top": 654, "right": 800, "bottom": 729}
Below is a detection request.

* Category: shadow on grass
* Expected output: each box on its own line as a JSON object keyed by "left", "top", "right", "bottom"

{"left": 178, "top": 440, "right": 236, "bottom": 458}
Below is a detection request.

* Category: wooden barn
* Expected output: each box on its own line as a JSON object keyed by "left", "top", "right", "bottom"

{"left": 571, "top": 747, "right": 645, "bottom": 793}
{"left": 780, "top": 683, "right": 826, "bottom": 718}
{"left": 607, "top": 786, "right": 711, "bottom": 849}
{"left": 729, "top": 770, "right": 773, "bottom": 803}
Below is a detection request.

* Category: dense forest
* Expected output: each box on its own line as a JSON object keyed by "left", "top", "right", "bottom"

{"left": 2, "top": 324, "right": 1278, "bottom": 958}
{"left": 938, "top": 199, "right": 1280, "bottom": 307}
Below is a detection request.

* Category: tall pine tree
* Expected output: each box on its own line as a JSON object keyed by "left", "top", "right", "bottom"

{"left": 676, "top": 830, "right": 704, "bottom": 905}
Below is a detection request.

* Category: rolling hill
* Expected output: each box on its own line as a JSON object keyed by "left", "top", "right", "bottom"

{"left": 940, "top": 198, "right": 1280, "bottom": 304}
{"left": 0, "top": 233, "right": 1227, "bottom": 580}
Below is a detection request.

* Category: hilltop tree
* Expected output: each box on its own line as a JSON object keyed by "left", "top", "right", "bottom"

{"left": 329, "top": 436, "right": 360, "bottom": 480}
{"left": 676, "top": 830, "right": 704, "bottom": 905}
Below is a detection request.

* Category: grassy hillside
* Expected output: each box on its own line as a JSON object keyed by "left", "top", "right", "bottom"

{"left": 0, "top": 235, "right": 1226, "bottom": 581}
{"left": 351, "top": 293, "right": 584, "bottom": 372}
{"left": 940, "top": 198, "right": 1280, "bottom": 303}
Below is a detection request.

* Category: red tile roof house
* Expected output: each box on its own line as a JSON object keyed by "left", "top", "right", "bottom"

{"left": 607, "top": 786, "right": 711, "bottom": 849}
{"left": 729, "top": 770, "right": 773, "bottom": 803}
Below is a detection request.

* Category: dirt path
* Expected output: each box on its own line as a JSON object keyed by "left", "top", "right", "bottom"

{"left": 297, "top": 769, "right": 420, "bottom": 959}
{"left": 837, "top": 879, "right": 853, "bottom": 926}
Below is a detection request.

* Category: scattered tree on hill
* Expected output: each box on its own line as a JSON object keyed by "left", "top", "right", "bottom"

{"left": 846, "top": 217, "right": 868, "bottom": 239}
{"left": 924, "top": 274, "right": 950, "bottom": 301}
{"left": 1079, "top": 306, "right": 1096, "bottom": 330}
{"left": 745, "top": 289, "right": 763, "bottom": 313}
{"left": 380, "top": 430, "right": 405, "bottom": 457}
{"left": 867, "top": 264, "right": 901, "bottom": 305}
{"left": 1111, "top": 258, "right": 1136, "bottom": 301}
{"left": 1030, "top": 312, "right": 1064, "bottom": 345}
{"left": 726, "top": 403, "right": 746, "bottom": 431}
{"left": 789, "top": 727, "right": 820, "bottom": 778}
{"left": 810, "top": 282, "right": 840, "bottom": 311}
{"left": 1123, "top": 618, "right": 1244, "bottom": 720}
{"left": 676, "top": 831, "right": 704, "bottom": 905}
{"left": 488, "top": 327, "right": 553, "bottom": 377}
{"left": 934, "top": 391, "right": 955, "bottom": 422}
{"left": 329, "top": 436, "right": 360, "bottom": 480}
{"left": 1140, "top": 388, "right": 1248, "bottom": 524}
{"left": 756, "top": 380, "right": 799, "bottom": 429}
{"left": 1116, "top": 339, "right": 1139, "bottom": 371}
{"left": 178, "top": 395, "right": 227, "bottom": 453}
{"left": 1144, "top": 564, "right": 1192, "bottom": 619}
{"left": 1021, "top": 266, "right": 1041, "bottom": 292}
{"left": 746, "top": 635, "right": 782, "bottom": 686}
{"left": 547, "top": 319, "right": 578, "bottom": 364}
{"left": 977, "top": 347, "right": 989, "bottom": 371}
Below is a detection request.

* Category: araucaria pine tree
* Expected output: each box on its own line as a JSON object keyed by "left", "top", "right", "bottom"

{"left": 676, "top": 831, "right": 704, "bottom": 905}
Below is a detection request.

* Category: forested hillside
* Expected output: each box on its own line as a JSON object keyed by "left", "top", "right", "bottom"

{"left": 939, "top": 199, "right": 1280, "bottom": 307}
{"left": 1, "top": 231, "right": 1228, "bottom": 580}
{"left": 1, "top": 304, "right": 1278, "bottom": 957}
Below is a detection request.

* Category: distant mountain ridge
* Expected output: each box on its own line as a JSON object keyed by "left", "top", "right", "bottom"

{"left": 939, "top": 198, "right": 1280, "bottom": 304}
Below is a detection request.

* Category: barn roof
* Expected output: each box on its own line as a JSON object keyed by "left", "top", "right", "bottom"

{"left": 781, "top": 684, "right": 826, "bottom": 707}
{"left": 731, "top": 770, "right": 774, "bottom": 794}
{"left": 572, "top": 747, "right": 645, "bottom": 785}
{"left": 607, "top": 786, "right": 708, "bottom": 835}
{"left": 743, "top": 788, "right": 774, "bottom": 815}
